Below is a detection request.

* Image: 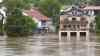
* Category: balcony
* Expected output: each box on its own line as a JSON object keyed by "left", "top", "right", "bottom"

{"left": 60, "top": 20, "right": 88, "bottom": 25}
{"left": 60, "top": 24, "right": 88, "bottom": 31}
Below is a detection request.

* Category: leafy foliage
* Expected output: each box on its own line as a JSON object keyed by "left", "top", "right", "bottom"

{"left": 36, "top": 0, "right": 62, "bottom": 32}
{"left": 5, "top": 15, "right": 37, "bottom": 35}
{"left": 92, "top": 0, "right": 100, "bottom": 5}
{"left": 2, "top": 0, "right": 37, "bottom": 36}
{"left": 37, "top": 0, "right": 61, "bottom": 17}
{"left": 58, "top": 0, "right": 95, "bottom": 5}
{"left": 95, "top": 15, "right": 100, "bottom": 32}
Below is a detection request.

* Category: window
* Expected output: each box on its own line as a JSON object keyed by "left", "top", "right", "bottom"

{"left": 72, "top": 18, "right": 76, "bottom": 21}
{"left": 80, "top": 32, "right": 86, "bottom": 37}
{"left": 73, "top": 25, "right": 76, "bottom": 28}
{"left": 70, "top": 32, "right": 77, "bottom": 37}
{"left": 63, "top": 25, "right": 67, "bottom": 28}
{"left": 41, "top": 21, "right": 47, "bottom": 27}
{"left": 77, "top": 25, "right": 80, "bottom": 28}
{"left": 68, "top": 24, "right": 71, "bottom": 28}
{"left": 61, "top": 32, "right": 67, "bottom": 37}
{"left": 81, "top": 17, "right": 85, "bottom": 21}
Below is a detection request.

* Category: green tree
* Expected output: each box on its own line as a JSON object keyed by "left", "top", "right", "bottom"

{"left": 2, "top": 0, "right": 37, "bottom": 36}
{"left": 36, "top": 0, "right": 62, "bottom": 32}
{"left": 92, "top": 0, "right": 100, "bottom": 5}
{"left": 37, "top": 0, "right": 61, "bottom": 17}
{"left": 95, "top": 15, "right": 100, "bottom": 32}
{"left": 58, "top": 0, "right": 94, "bottom": 5}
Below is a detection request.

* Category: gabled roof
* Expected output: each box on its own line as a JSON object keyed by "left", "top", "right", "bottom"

{"left": 24, "top": 8, "right": 48, "bottom": 21}
{"left": 60, "top": 5, "right": 100, "bottom": 16}
{"left": 60, "top": 6, "right": 85, "bottom": 16}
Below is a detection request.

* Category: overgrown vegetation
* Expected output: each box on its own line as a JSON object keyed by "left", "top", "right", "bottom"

{"left": 95, "top": 15, "right": 100, "bottom": 33}
{"left": 2, "top": 0, "right": 37, "bottom": 36}
{"left": 5, "top": 12, "right": 37, "bottom": 36}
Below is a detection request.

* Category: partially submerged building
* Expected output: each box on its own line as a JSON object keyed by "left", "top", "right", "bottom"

{"left": 59, "top": 5, "right": 96, "bottom": 41}
{"left": 23, "top": 8, "right": 48, "bottom": 32}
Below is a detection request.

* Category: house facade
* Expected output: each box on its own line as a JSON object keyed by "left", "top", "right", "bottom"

{"left": 59, "top": 6, "right": 96, "bottom": 41}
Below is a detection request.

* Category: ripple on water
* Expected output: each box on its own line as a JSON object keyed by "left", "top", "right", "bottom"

{"left": 0, "top": 35, "right": 98, "bottom": 56}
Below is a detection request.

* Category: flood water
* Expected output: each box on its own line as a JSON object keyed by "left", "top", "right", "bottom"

{"left": 0, "top": 34, "right": 99, "bottom": 56}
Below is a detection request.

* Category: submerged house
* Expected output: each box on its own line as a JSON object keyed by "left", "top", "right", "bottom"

{"left": 59, "top": 5, "right": 97, "bottom": 41}
{"left": 23, "top": 8, "right": 48, "bottom": 31}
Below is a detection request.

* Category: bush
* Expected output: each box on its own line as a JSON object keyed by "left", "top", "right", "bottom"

{"left": 96, "top": 15, "right": 100, "bottom": 33}
{"left": 5, "top": 14, "right": 37, "bottom": 36}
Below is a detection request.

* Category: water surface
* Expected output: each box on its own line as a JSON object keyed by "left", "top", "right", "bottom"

{"left": 0, "top": 34, "right": 99, "bottom": 56}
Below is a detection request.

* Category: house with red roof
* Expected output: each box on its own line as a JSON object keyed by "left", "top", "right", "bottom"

{"left": 23, "top": 8, "right": 49, "bottom": 31}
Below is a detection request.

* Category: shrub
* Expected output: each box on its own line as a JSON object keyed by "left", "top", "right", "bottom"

{"left": 5, "top": 13, "right": 37, "bottom": 36}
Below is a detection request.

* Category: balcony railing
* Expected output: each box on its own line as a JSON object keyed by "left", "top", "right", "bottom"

{"left": 60, "top": 24, "right": 88, "bottom": 31}
{"left": 60, "top": 20, "right": 88, "bottom": 25}
{"left": 60, "top": 28, "right": 89, "bottom": 31}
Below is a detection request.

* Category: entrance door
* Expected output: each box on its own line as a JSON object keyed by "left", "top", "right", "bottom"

{"left": 61, "top": 32, "right": 67, "bottom": 42}
{"left": 70, "top": 32, "right": 77, "bottom": 41}
{"left": 80, "top": 32, "right": 86, "bottom": 41}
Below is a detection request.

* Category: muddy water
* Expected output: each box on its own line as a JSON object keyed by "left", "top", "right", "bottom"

{"left": 0, "top": 34, "right": 99, "bottom": 56}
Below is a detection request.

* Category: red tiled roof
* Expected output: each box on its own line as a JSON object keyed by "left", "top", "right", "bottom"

{"left": 24, "top": 8, "right": 48, "bottom": 21}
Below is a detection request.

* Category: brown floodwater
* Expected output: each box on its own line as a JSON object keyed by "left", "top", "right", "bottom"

{"left": 0, "top": 34, "right": 99, "bottom": 56}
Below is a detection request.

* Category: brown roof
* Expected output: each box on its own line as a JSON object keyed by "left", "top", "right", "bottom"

{"left": 24, "top": 8, "right": 48, "bottom": 21}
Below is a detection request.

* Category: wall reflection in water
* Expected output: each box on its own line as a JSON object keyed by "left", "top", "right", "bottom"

{"left": 59, "top": 42, "right": 95, "bottom": 56}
